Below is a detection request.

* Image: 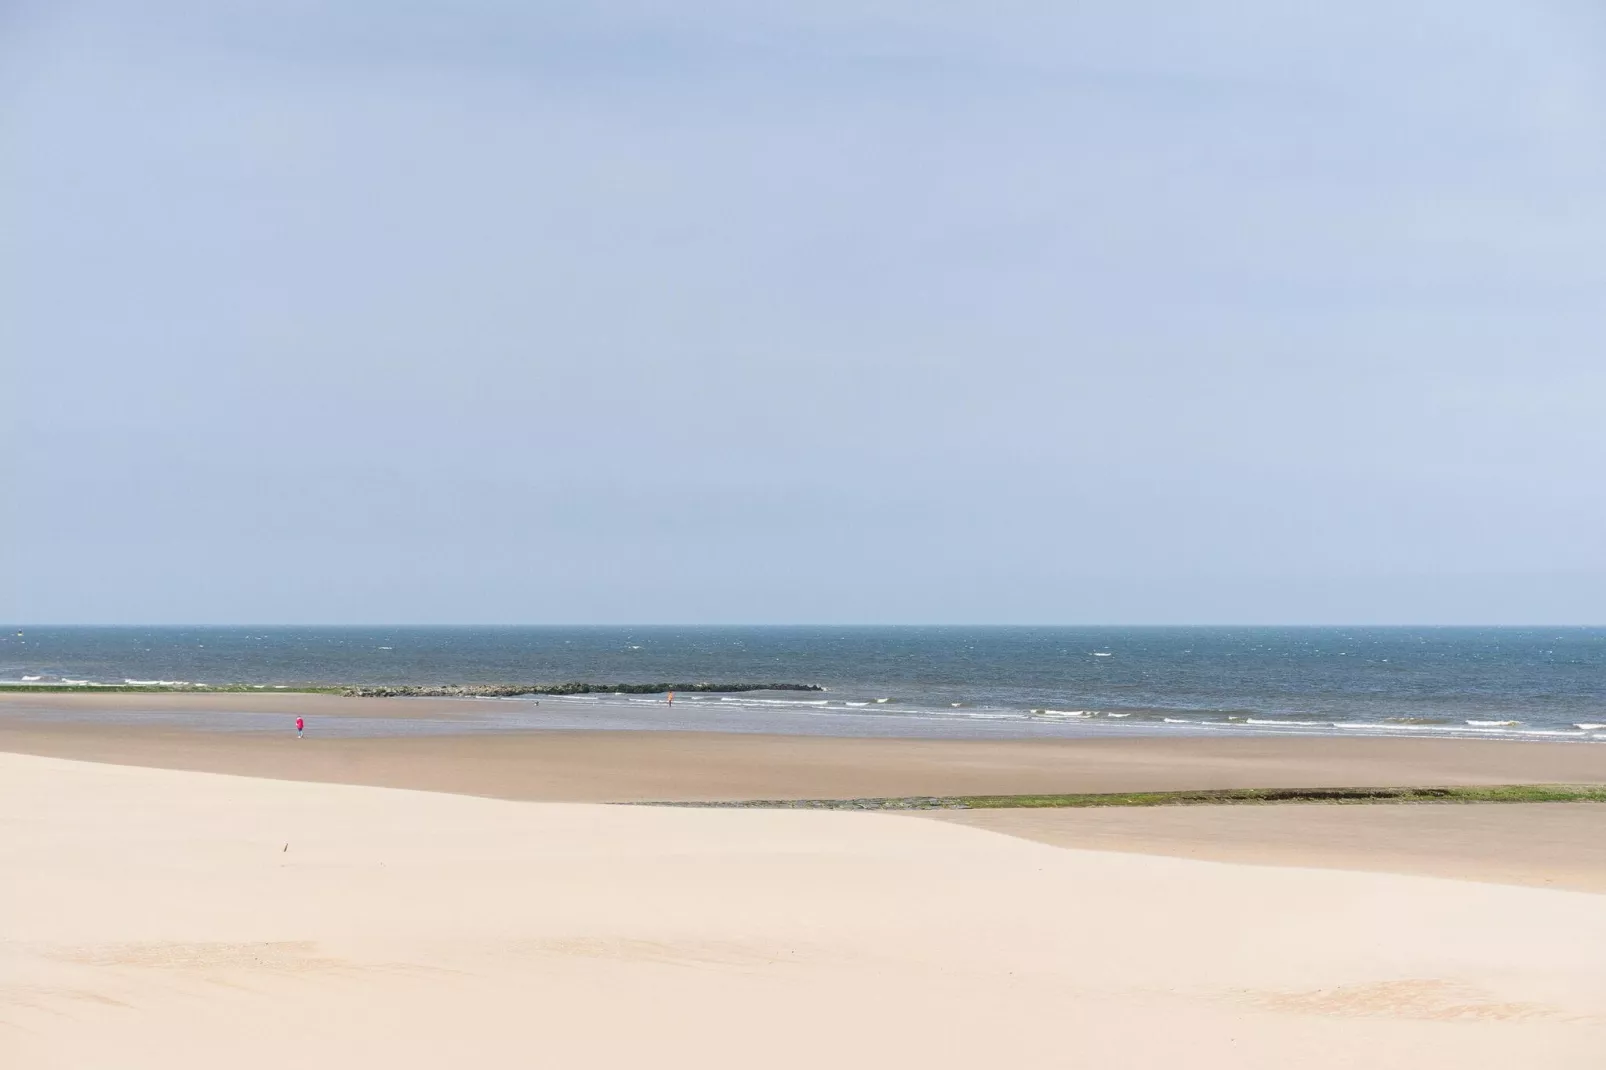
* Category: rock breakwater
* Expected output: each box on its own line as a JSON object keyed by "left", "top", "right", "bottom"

{"left": 340, "top": 682, "right": 824, "bottom": 698}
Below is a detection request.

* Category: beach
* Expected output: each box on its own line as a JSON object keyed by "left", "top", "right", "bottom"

{"left": 4, "top": 692, "right": 1606, "bottom": 889}
{"left": 7, "top": 692, "right": 1606, "bottom": 803}
{"left": 5, "top": 750, "right": 1605, "bottom": 1068}
{"left": 15, "top": 0, "right": 1605, "bottom": 1053}
{"left": 5, "top": 692, "right": 1606, "bottom": 1066}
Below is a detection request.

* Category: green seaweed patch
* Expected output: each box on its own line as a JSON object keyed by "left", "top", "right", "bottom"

{"left": 637, "top": 784, "right": 1606, "bottom": 810}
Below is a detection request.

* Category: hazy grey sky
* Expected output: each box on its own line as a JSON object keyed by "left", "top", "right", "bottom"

{"left": 5, "top": 2, "right": 1604, "bottom": 624}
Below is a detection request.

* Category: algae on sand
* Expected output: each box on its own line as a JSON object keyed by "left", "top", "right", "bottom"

{"left": 643, "top": 784, "right": 1606, "bottom": 811}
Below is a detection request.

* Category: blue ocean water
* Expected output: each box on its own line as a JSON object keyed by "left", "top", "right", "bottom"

{"left": 3, "top": 626, "right": 1603, "bottom": 742}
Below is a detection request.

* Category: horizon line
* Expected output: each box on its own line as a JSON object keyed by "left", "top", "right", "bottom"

{"left": 8, "top": 623, "right": 1604, "bottom": 630}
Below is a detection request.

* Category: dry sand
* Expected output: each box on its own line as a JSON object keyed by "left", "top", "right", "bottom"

{"left": 925, "top": 802, "right": 1606, "bottom": 894}
{"left": 4, "top": 752, "right": 1604, "bottom": 1069}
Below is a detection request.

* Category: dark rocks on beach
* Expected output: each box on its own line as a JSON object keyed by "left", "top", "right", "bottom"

{"left": 339, "top": 682, "right": 825, "bottom": 698}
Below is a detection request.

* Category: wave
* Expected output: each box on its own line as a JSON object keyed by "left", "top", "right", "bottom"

{"left": 1326, "top": 720, "right": 1601, "bottom": 739}
{"left": 1161, "top": 717, "right": 1602, "bottom": 740}
{"left": 0, "top": 677, "right": 106, "bottom": 686}
{"left": 503, "top": 689, "right": 1604, "bottom": 742}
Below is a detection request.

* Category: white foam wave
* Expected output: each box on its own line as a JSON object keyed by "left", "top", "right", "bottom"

{"left": 1466, "top": 719, "right": 1520, "bottom": 727}
{"left": 1182, "top": 718, "right": 1569, "bottom": 739}
{"left": 1575, "top": 723, "right": 1606, "bottom": 731}
{"left": 1326, "top": 721, "right": 1596, "bottom": 739}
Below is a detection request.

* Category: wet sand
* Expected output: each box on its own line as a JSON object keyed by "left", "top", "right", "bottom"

{"left": 0, "top": 691, "right": 508, "bottom": 719}
{"left": 4, "top": 692, "right": 1606, "bottom": 803}
{"left": 4, "top": 723, "right": 1606, "bottom": 796}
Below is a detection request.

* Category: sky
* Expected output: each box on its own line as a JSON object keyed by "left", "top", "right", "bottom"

{"left": 4, "top": 1, "right": 1605, "bottom": 625}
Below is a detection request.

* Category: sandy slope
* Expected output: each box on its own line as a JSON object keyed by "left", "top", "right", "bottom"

{"left": 3, "top": 754, "right": 1603, "bottom": 1069}
{"left": 925, "top": 802, "right": 1606, "bottom": 893}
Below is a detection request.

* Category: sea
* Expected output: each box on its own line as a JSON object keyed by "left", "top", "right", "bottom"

{"left": 2, "top": 626, "right": 1603, "bottom": 743}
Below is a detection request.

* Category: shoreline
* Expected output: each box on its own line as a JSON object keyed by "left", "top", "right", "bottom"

{"left": 4, "top": 689, "right": 1603, "bottom": 744}
{"left": 6, "top": 692, "right": 1604, "bottom": 895}
{"left": 6, "top": 721, "right": 1606, "bottom": 804}
{"left": 4, "top": 691, "right": 1604, "bottom": 804}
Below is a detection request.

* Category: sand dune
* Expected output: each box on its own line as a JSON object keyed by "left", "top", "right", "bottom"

{"left": 4, "top": 753, "right": 1603, "bottom": 1068}
{"left": 924, "top": 801, "right": 1606, "bottom": 893}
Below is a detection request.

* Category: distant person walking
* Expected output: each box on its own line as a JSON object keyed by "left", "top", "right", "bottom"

{"left": 295, "top": 716, "right": 304, "bottom": 739}
{"left": 667, "top": 691, "right": 674, "bottom": 707}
